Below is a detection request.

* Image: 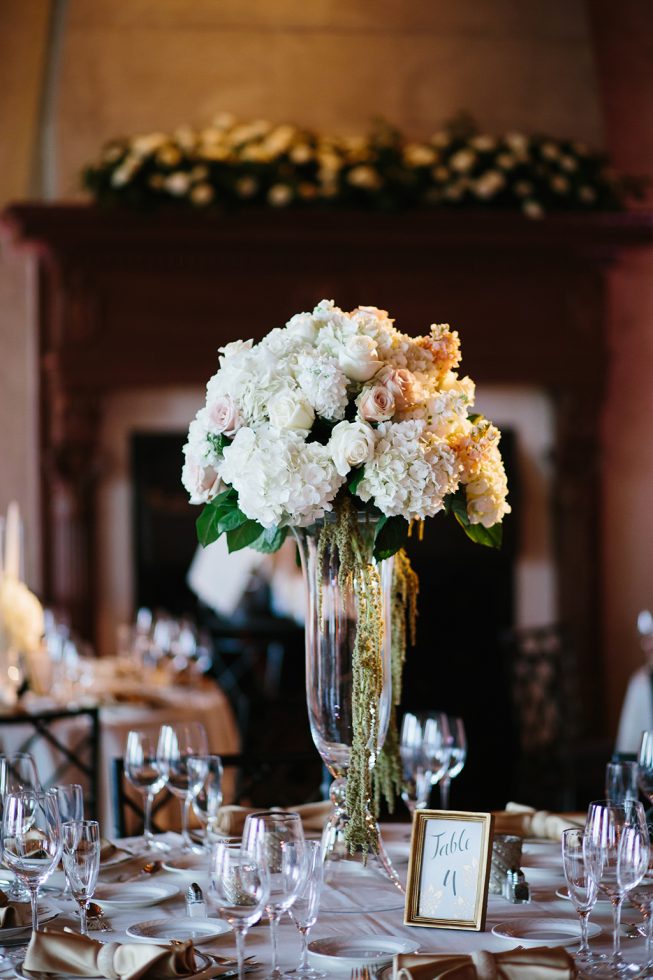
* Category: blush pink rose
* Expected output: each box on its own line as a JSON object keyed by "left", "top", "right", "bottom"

{"left": 376, "top": 366, "right": 417, "bottom": 410}
{"left": 207, "top": 394, "right": 241, "bottom": 436}
{"left": 358, "top": 384, "right": 395, "bottom": 422}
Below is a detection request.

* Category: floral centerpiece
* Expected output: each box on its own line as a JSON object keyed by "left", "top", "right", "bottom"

{"left": 182, "top": 300, "right": 510, "bottom": 858}
{"left": 84, "top": 114, "right": 644, "bottom": 219}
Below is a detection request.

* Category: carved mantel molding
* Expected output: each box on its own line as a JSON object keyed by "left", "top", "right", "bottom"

{"left": 2, "top": 203, "right": 652, "bottom": 729}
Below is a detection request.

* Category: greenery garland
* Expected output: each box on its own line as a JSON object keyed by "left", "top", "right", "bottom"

{"left": 316, "top": 498, "right": 419, "bottom": 854}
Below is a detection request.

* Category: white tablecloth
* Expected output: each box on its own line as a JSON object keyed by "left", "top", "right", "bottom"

{"left": 0, "top": 681, "right": 240, "bottom": 837}
{"left": 3, "top": 824, "right": 642, "bottom": 975}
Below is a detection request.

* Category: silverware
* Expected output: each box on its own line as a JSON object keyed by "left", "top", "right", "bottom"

{"left": 115, "top": 860, "right": 163, "bottom": 883}
{"left": 350, "top": 968, "right": 372, "bottom": 980}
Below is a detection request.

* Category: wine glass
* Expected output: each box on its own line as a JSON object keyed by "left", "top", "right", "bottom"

{"left": 439, "top": 716, "right": 467, "bottom": 810}
{"left": 156, "top": 723, "right": 209, "bottom": 852}
{"left": 561, "top": 828, "right": 598, "bottom": 967}
{"left": 124, "top": 729, "right": 169, "bottom": 852}
{"left": 420, "top": 713, "right": 451, "bottom": 798}
{"left": 0, "top": 753, "right": 41, "bottom": 900}
{"left": 210, "top": 841, "right": 269, "bottom": 980}
{"left": 242, "top": 811, "right": 305, "bottom": 980}
{"left": 399, "top": 714, "right": 432, "bottom": 814}
{"left": 191, "top": 754, "right": 224, "bottom": 846}
{"left": 638, "top": 732, "right": 653, "bottom": 805}
{"left": 61, "top": 820, "right": 100, "bottom": 936}
{"left": 286, "top": 840, "right": 325, "bottom": 979}
{"left": 605, "top": 761, "right": 639, "bottom": 804}
{"left": 53, "top": 784, "right": 84, "bottom": 898}
{"left": 584, "top": 798, "right": 649, "bottom": 973}
{"left": 2, "top": 791, "right": 62, "bottom": 932}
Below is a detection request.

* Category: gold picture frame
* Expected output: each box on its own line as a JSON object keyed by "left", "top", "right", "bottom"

{"left": 404, "top": 810, "right": 494, "bottom": 931}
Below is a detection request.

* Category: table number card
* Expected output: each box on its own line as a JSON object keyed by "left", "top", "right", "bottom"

{"left": 404, "top": 810, "right": 494, "bottom": 931}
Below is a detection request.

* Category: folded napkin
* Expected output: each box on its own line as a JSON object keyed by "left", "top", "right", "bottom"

{"left": 0, "top": 890, "right": 30, "bottom": 929}
{"left": 394, "top": 947, "right": 576, "bottom": 980}
{"left": 216, "top": 801, "right": 332, "bottom": 837}
{"left": 492, "top": 802, "right": 584, "bottom": 842}
{"left": 100, "top": 838, "right": 132, "bottom": 864}
{"left": 25, "top": 930, "right": 197, "bottom": 980}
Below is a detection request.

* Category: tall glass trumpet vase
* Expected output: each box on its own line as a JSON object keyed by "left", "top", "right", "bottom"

{"left": 294, "top": 518, "right": 402, "bottom": 905}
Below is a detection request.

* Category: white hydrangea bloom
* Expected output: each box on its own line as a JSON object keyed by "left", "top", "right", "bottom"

{"left": 181, "top": 408, "right": 224, "bottom": 504}
{"left": 220, "top": 425, "right": 344, "bottom": 528}
{"left": 465, "top": 445, "right": 511, "bottom": 527}
{"left": 356, "top": 420, "right": 461, "bottom": 520}
{"left": 296, "top": 351, "right": 349, "bottom": 420}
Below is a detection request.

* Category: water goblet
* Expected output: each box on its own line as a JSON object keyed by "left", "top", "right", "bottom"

{"left": 61, "top": 819, "right": 100, "bottom": 936}
{"left": 124, "top": 729, "right": 169, "bottom": 852}
{"left": 242, "top": 811, "right": 305, "bottom": 980}
{"left": 419, "top": 713, "right": 451, "bottom": 798}
{"left": 399, "top": 714, "right": 432, "bottom": 814}
{"left": 191, "top": 754, "right": 224, "bottom": 847}
{"left": 2, "top": 791, "right": 62, "bottom": 932}
{"left": 0, "top": 753, "right": 41, "bottom": 900}
{"left": 638, "top": 732, "right": 653, "bottom": 806}
{"left": 606, "top": 761, "right": 639, "bottom": 804}
{"left": 156, "top": 722, "right": 208, "bottom": 852}
{"left": 210, "top": 841, "right": 269, "bottom": 980}
{"left": 561, "top": 828, "right": 598, "bottom": 967}
{"left": 439, "top": 716, "right": 467, "bottom": 810}
{"left": 286, "top": 840, "right": 325, "bottom": 979}
{"left": 584, "top": 798, "right": 649, "bottom": 974}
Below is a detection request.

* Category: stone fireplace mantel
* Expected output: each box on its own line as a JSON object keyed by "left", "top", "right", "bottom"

{"left": 2, "top": 203, "right": 652, "bottom": 732}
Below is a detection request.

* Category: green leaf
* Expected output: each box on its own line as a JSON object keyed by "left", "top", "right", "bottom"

{"left": 207, "top": 433, "right": 230, "bottom": 455}
{"left": 455, "top": 516, "right": 503, "bottom": 549}
{"left": 373, "top": 516, "right": 409, "bottom": 561}
{"left": 226, "top": 520, "right": 266, "bottom": 553}
{"left": 250, "top": 525, "right": 289, "bottom": 554}
{"left": 196, "top": 503, "right": 226, "bottom": 547}
{"left": 467, "top": 413, "right": 482, "bottom": 424}
{"left": 217, "top": 507, "right": 249, "bottom": 532}
{"left": 348, "top": 468, "right": 365, "bottom": 494}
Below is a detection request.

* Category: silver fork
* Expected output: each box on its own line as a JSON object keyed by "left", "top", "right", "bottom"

{"left": 350, "top": 968, "right": 372, "bottom": 980}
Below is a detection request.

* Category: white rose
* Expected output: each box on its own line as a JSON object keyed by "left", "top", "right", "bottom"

{"left": 328, "top": 420, "right": 375, "bottom": 477}
{"left": 357, "top": 383, "right": 395, "bottom": 422}
{"left": 338, "top": 335, "right": 382, "bottom": 382}
{"left": 286, "top": 313, "right": 318, "bottom": 343}
{"left": 182, "top": 455, "right": 223, "bottom": 505}
{"left": 207, "top": 394, "right": 240, "bottom": 436}
{"left": 268, "top": 391, "right": 315, "bottom": 431}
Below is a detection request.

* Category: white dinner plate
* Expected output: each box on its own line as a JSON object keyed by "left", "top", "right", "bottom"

{"left": 492, "top": 917, "right": 601, "bottom": 946}
{"left": 14, "top": 950, "right": 212, "bottom": 980}
{"left": 0, "top": 905, "right": 59, "bottom": 942}
{"left": 555, "top": 886, "right": 611, "bottom": 906}
{"left": 126, "top": 917, "right": 231, "bottom": 944}
{"left": 93, "top": 881, "right": 180, "bottom": 909}
{"left": 163, "top": 854, "right": 210, "bottom": 875}
{"left": 307, "top": 936, "right": 420, "bottom": 973}
{"left": 522, "top": 866, "right": 564, "bottom": 882}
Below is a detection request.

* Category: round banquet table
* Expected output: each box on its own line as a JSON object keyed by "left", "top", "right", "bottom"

{"left": 0, "top": 679, "right": 240, "bottom": 838}
{"left": 0, "top": 824, "right": 639, "bottom": 978}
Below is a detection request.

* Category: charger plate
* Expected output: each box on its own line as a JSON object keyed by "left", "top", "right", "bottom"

{"left": 492, "top": 917, "right": 601, "bottom": 946}
{"left": 307, "top": 937, "right": 420, "bottom": 973}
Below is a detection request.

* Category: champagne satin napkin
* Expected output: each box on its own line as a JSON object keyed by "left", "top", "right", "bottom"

{"left": 0, "top": 890, "right": 30, "bottom": 929}
{"left": 99, "top": 838, "right": 132, "bottom": 864}
{"left": 492, "top": 802, "right": 584, "bottom": 841}
{"left": 216, "top": 801, "right": 332, "bottom": 836}
{"left": 25, "top": 930, "right": 197, "bottom": 980}
{"left": 394, "top": 947, "right": 576, "bottom": 980}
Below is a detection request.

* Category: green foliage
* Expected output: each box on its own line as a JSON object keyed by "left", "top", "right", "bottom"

{"left": 444, "top": 489, "right": 503, "bottom": 549}
{"left": 373, "top": 516, "right": 409, "bottom": 562}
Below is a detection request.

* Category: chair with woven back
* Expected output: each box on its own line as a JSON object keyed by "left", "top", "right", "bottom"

{"left": 0, "top": 705, "right": 100, "bottom": 820}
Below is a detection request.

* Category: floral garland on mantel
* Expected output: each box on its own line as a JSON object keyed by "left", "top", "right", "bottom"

{"left": 83, "top": 113, "right": 645, "bottom": 219}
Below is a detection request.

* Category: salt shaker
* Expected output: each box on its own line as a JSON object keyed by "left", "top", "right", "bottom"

{"left": 185, "top": 882, "right": 206, "bottom": 918}
{"left": 503, "top": 868, "right": 530, "bottom": 903}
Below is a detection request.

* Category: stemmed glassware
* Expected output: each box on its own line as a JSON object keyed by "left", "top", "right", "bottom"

{"left": 638, "top": 732, "right": 653, "bottom": 806}
{"left": 61, "top": 819, "right": 100, "bottom": 936}
{"left": 0, "top": 753, "right": 41, "bottom": 900}
{"left": 439, "top": 716, "right": 467, "bottom": 810}
{"left": 242, "top": 811, "right": 305, "bottom": 980}
{"left": 2, "top": 790, "right": 62, "bottom": 932}
{"left": 561, "top": 828, "right": 598, "bottom": 967}
{"left": 53, "top": 784, "right": 84, "bottom": 898}
{"left": 124, "top": 729, "right": 170, "bottom": 852}
{"left": 584, "top": 798, "right": 649, "bottom": 974}
{"left": 286, "top": 840, "right": 324, "bottom": 979}
{"left": 210, "top": 841, "right": 269, "bottom": 980}
{"left": 157, "top": 722, "right": 209, "bottom": 852}
{"left": 399, "top": 714, "right": 432, "bottom": 814}
{"left": 191, "top": 754, "right": 224, "bottom": 847}
{"left": 605, "top": 761, "right": 639, "bottom": 804}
